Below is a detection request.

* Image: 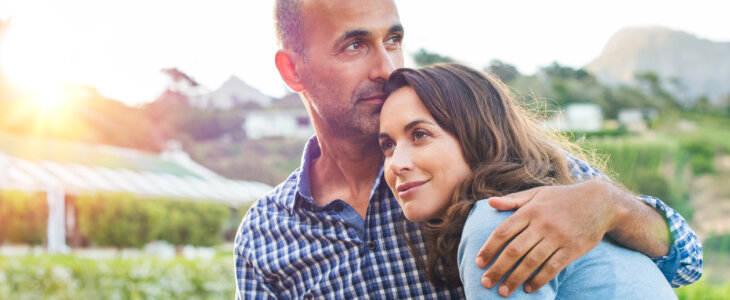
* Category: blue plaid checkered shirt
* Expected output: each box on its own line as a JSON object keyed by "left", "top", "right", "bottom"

{"left": 235, "top": 136, "right": 702, "bottom": 299}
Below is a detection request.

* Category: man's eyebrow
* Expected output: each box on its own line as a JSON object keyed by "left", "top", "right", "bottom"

{"left": 389, "top": 24, "right": 404, "bottom": 34}
{"left": 336, "top": 29, "right": 370, "bottom": 45}
{"left": 336, "top": 24, "right": 404, "bottom": 46}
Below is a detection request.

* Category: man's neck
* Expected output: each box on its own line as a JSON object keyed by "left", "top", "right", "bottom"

{"left": 309, "top": 127, "right": 383, "bottom": 220}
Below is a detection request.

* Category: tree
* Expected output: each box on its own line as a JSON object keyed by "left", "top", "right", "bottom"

{"left": 541, "top": 62, "right": 591, "bottom": 80}
{"left": 485, "top": 59, "right": 519, "bottom": 82}
{"left": 635, "top": 71, "right": 681, "bottom": 111}
{"left": 412, "top": 48, "right": 454, "bottom": 67}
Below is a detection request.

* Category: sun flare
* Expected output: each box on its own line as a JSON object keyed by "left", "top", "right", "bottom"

{"left": 0, "top": 19, "right": 76, "bottom": 112}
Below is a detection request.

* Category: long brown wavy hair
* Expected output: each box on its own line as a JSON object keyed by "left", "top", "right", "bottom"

{"left": 384, "top": 63, "right": 588, "bottom": 287}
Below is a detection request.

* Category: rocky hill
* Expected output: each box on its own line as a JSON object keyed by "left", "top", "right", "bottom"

{"left": 586, "top": 26, "right": 730, "bottom": 105}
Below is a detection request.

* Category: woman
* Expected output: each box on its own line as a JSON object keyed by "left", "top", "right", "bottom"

{"left": 378, "top": 63, "right": 676, "bottom": 299}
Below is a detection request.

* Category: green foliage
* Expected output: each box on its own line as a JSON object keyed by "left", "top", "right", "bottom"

{"left": 570, "top": 127, "right": 629, "bottom": 140}
{"left": 541, "top": 62, "right": 591, "bottom": 80}
{"left": 635, "top": 71, "right": 682, "bottom": 111}
{"left": 681, "top": 138, "right": 717, "bottom": 175}
{"left": 485, "top": 59, "right": 519, "bottom": 82}
{"left": 157, "top": 199, "right": 231, "bottom": 247}
{"left": 589, "top": 138, "right": 694, "bottom": 220}
{"left": 703, "top": 233, "right": 730, "bottom": 254}
{"left": 76, "top": 193, "right": 231, "bottom": 248}
{"left": 412, "top": 48, "right": 455, "bottom": 67}
{"left": 0, "top": 190, "right": 48, "bottom": 245}
{"left": 223, "top": 201, "right": 254, "bottom": 241}
{"left": 674, "top": 280, "right": 730, "bottom": 300}
{"left": 190, "top": 138, "right": 305, "bottom": 186}
{"left": 0, "top": 255, "right": 234, "bottom": 299}
{"left": 76, "top": 193, "right": 165, "bottom": 248}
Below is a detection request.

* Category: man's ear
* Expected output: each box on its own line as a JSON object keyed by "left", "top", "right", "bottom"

{"left": 275, "top": 50, "right": 305, "bottom": 92}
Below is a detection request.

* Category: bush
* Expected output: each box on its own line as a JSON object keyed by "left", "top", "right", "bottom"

{"left": 675, "top": 280, "right": 730, "bottom": 300}
{"left": 75, "top": 193, "right": 231, "bottom": 248}
{"left": 703, "top": 233, "right": 730, "bottom": 254}
{"left": 0, "top": 190, "right": 48, "bottom": 245}
{"left": 76, "top": 193, "right": 165, "bottom": 248}
{"left": 589, "top": 138, "right": 694, "bottom": 220}
{"left": 689, "top": 154, "right": 715, "bottom": 175}
{"left": 157, "top": 199, "right": 231, "bottom": 247}
{"left": 681, "top": 138, "right": 716, "bottom": 175}
{"left": 0, "top": 254, "right": 234, "bottom": 299}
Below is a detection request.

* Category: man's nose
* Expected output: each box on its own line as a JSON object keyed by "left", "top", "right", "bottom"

{"left": 369, "top": 44, "right": 396, "bottom": 82}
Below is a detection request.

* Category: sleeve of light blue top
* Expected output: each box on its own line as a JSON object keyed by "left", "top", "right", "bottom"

{"left": 457, "top": 200, "right": 678, "bottom": 300}
{"left": 457, "top": 201, "right": 557, "bottom": 299}
{"left": 566, "top": 154, "right": 703, "bottom": 287}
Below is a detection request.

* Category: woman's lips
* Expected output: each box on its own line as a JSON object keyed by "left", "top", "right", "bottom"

{"left": 396, "top": 180, "right": 428, "bottom": 199}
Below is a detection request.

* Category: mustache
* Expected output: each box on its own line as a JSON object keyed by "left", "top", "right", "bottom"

{"left": 354, "top": 83, "right": 386, "bottom": 99}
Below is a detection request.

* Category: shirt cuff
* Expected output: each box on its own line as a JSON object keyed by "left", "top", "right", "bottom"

{"left": 650, "top": 241, "right": 681, "bottom": 283}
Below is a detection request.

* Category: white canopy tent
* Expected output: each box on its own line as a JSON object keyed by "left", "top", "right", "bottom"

{"left": 0, "top": 150, "right": 272, "bottom": 253}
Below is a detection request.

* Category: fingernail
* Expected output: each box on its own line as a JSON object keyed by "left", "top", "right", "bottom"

{"left": 482, "top": 277, "right": 492, "bottom": 288}
{"left": 499, "top": 285, "right": 510, "bottom": 297}
{"left": 524, "top": 285, "right": 533, "bottom": 293}
{"left": 476, "top": 256, "right": 485, "bottom": 268}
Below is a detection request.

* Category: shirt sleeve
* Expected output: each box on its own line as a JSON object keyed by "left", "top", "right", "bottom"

{"left": 639, "top": 195, "right": 703, "bottom": 287}
{"left": 566, "top": 153, "right": 703, "bottom": 287}
{"left": 234, "top": 218, "right": 278, "bottom": 299}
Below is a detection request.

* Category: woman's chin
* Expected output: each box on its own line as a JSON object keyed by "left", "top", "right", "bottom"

{"left": 403, "top": 209, "right": 433, "bottom": 223}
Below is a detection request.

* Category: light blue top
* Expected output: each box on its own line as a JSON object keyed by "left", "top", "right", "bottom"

{"left": 458, "top": 200, "right": 677, "bottom": 299}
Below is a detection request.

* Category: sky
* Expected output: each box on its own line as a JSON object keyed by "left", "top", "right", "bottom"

{"left": 1, "top": 0, "right": 729, "bottom": 106}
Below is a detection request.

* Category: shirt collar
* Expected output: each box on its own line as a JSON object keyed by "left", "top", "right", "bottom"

{"left": 285, "top": 135, "right": 389, "bottom": 215}
{"left": 284, "top": 135, "right": 320, "bottom": 215}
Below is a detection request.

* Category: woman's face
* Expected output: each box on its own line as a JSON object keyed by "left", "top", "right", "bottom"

{"left": 379, "top": 87, "right": 471, "bottom": 222}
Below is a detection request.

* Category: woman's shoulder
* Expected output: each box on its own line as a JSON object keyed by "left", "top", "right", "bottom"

{"left": 457, "top": 200, "right": 559, "bottom": 299}
{"left": 562, "top": 238, "right": 677, "bottom": 299}
{"left": 461, "top": 199, "right": 513, "bottom": 240}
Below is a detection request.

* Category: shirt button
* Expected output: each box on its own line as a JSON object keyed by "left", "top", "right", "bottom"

{"left": 367, "top": 241, "right": 377, "bottom": 250}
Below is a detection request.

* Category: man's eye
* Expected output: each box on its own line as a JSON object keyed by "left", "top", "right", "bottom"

{"left": 386, "top": 35, "right": 403, "bottom": 45}
{"left": 345, "top": 41, "right": 362, "bottom": 51}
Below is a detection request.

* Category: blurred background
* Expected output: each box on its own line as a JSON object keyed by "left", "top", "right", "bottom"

{"left": 0, "top": 0, "right": 728, "bottom": 298}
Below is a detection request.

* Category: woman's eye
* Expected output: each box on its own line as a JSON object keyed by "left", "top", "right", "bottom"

{"left": 380, "top": 140, "right": 395, "bottom": 153}
{"left": 413, "top": 129, "right": 429, "bottom": 141}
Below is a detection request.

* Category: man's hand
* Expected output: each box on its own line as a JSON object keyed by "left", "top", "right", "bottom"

{"left": 475, "top": 180, "right": 620, "bottom": 297}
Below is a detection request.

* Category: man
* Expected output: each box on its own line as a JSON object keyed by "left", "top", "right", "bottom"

{"left": 235, "top": 0, "right": 702, "bottom": 298}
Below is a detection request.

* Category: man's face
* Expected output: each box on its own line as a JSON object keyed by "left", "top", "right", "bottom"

{"left": 297, "top": 0, "right": 404, "bottom": 137}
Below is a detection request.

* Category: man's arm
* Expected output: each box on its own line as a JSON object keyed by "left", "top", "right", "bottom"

{"left": 474, "top": 179, "right": 702, "bottom": 297}
{"left": 638, "top": 195, "right": 703, "bottom": 286}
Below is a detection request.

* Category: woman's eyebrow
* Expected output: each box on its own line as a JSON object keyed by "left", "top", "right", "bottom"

{"left": 404, "top": 119, "right": 433, "bottom": 132}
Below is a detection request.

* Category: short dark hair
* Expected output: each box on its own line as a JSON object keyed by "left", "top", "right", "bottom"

{"left": 274, "top": 0, "right": 307, "bottom": 57}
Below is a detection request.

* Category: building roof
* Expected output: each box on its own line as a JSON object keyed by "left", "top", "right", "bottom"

{"left": 0, "top": 132, "right": 271, "bottom": 207}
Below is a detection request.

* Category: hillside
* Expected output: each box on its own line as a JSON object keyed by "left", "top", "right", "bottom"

{"left": 586, "top": 26, "right": 730, "bottom": 105}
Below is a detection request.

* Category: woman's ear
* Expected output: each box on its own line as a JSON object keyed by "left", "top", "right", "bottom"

{"left": 275, "top": 50, "right": 305, "bottom": 92}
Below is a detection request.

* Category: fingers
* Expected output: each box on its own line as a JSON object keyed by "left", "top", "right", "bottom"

{"left": 524, "top": 249, "right": 573, "bottom": 294}
{"left": 480, "top": 226, "right": 540, "bottom": 290}
{"left": 475, "top": 212, "right": 530, "bottom": 269}
{"left": 497, "top": 240, "right": 557, "bottom": 297}
{"left": 488, "top": 187, "right": 540, "bottom": 211}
